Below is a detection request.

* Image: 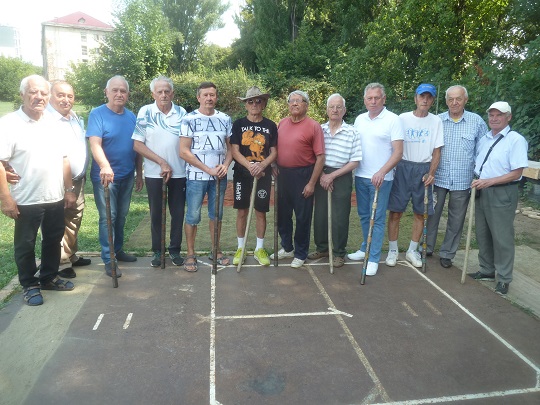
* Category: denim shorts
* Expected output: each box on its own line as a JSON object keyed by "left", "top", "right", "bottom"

{"left": 185, "top": 179, "right": 227, "bottom": 225}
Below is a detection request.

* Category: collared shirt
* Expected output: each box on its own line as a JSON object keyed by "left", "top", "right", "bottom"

{"left": 435, "top": 110, "right": 488, "bottom": 190}
{"left": 46, "top": 104, "right": 88, "bottom": 180}
{"left": 132, "top": 102, "right": 187, "bottom": 178}
{"left": 0, "top": 108, "right": 65, "bottom": 205}
{"left": 353, "top": 107, "right": 403, "bottom": 181}
{"left": 474, "top": 126, "right": 528, "bottom": 179}
{"left": 321, "top": 120, "right": 362, "bottom": 169}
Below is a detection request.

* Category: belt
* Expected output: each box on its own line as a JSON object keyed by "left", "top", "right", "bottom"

{"left": 491, "top": 181, "right": 519, "bottom": 188}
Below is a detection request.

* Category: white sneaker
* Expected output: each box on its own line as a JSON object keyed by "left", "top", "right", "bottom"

{"left": 385, "top": 250, "right": 398, "bottom": 266}
{"left": 406, "top": 250, "right": 422, "bottom": 268}
{"left": 366, "top": 261, "right": 378, "bottom": 276}
{"left": 270, "top": 248, "right": 294, "bottom": 260}
{"left": 290, "top": 258, "right": 305, "bottom": 268}
{"left": 347, "top": 249, "right": 365, "bottom": 261}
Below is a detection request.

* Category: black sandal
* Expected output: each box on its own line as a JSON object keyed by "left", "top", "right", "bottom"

{"left": 24, "top": 286, "right": 43, "bottom": 306}
{"left": 41, "top": 276, "right": 75, "bottom": 291}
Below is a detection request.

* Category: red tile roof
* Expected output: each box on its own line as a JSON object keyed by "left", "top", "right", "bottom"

{"left": 44, "top": 12, "right": 112, "bottom": 29}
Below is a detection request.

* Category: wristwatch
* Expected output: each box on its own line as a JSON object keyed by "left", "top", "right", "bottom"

{"left": 64, "top": 186, "right": 76, "bottom": 193}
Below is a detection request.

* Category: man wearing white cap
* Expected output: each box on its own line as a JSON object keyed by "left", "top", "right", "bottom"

{"left": 386, "top": 83, "right": 444, "bottom": 268}
{"left": 470, "top": 101, "right": 528, "bottom": 295}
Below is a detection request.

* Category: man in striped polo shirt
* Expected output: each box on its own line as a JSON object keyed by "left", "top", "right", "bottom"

{"left": 308, "top": 94, "right": 362, "bottom": 267}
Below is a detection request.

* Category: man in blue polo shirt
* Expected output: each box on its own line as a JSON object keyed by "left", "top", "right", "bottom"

{"left": 87, "top": 75, "right": 143, "bottom": 277}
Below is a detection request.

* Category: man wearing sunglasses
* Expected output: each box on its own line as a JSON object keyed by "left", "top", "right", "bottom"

{"left": 230, "top": 86, "right": 278, "bottom": 266}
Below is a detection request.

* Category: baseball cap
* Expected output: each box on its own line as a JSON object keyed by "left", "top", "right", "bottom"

{"left": 486, "top": 101, "right": 511, "bottom": 114}
{"left": 415, "top": 83, "right": 437, "bottom": 97}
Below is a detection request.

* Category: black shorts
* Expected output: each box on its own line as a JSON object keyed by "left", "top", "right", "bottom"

{"left": 388, "top": 160, "right": 434, "bottom": 215}
{"left": 233, "top": 173, "right": 272, "bottom": 212}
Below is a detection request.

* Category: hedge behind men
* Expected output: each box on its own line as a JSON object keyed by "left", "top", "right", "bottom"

{"left": 470, "top": 102, "right": 528, "bottom": 295}
{"left": 47, "top": 81, "right": 91, "bottom": 279}
{"left": 348, "top": 83, "right": 403, "bottom": 276}
{"left": 87, "top": 75, "right": 142, "bottom": 277}
{"left": 386, "top": 83, "right": 443, "bottom": 268}
{"left": 231, "top": 86, "right": 277, "bottom": 266}
{"left": 133, "top": 76, "right": 187, "bottom": 268}
{"left": 426, "top": 85, "right": 488, "bottom": 268}
{"left": 309, "top": 94, "right": 361, "bottom": 268}
{"left": 0, "top": 75, "right": 76, "bottom": 306}
{"left": 179, "top": 82, "right": 233, "bottom": 272}
{"left": 271, "top": 90, "right": 325, "bottom": 268}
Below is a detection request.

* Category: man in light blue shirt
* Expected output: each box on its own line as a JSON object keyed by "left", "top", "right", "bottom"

{"left": 426, "top": 85, "right": 488, "bottom": 269}
{"left": 470, "top": 101, "right": 528, "bottom": 295}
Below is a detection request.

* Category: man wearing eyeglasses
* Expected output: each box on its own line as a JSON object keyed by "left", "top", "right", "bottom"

{"left": 230, "top": 86, "right": 278, "bottom": 266}
{"left": 348, "top": 83, "right": 403, "bottom": 276}
{"left": 270, "top": 90, "right": 325, "bottom": 268}
{"left": 308, "top": 94, "right": 362, "bottom": 268}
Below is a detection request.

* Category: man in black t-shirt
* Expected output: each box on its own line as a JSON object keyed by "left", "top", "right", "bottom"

{"left": 231, "top": 86, "right": 278, "bottom": 266}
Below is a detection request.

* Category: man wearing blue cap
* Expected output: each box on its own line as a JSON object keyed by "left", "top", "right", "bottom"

{"left": 386, "top": 83, "right": 444, "bottom": 268}
{"left": 470, "top": 102, "right": 528, "bottom": 295}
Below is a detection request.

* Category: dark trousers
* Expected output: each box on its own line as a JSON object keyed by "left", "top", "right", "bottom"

{"left": 313, "top": 168, "right": 352, "bottom": 257}
{"left": 146, "top": 177, "right": 186, "bottom": 254}
{"left": 14, "top": 200, "right": 65, "bottom": 288}
{"left": 277, "top": 166, "right": 315, "bottom": 260}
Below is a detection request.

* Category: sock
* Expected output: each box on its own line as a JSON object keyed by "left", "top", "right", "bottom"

{"left": 409, "top": 241, "right": 418, "bottom": 252}
{"left": 389, "top": 240, "right": 398, "bottom": 251}
{"left": 237, "top": 237, "right": 244, "bottom": 249}
{"left": 256, "top": 238, "right": 264, "bottom": 250}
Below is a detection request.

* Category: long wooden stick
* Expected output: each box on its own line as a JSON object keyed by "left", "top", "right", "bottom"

{"left": 161, "top": 176, "right": 167, "bottom": 269}
{"left": 360, "top": 187, "right": 379, "bottom": 285}
{"left": 104, "top": 185, "right": 118, "bottom": 288}
{"left": 274, "top": 175, "right": 278, "bottom": 267}
{"left": 462, "top": 187, "right": 476, "bottom": 284}
{"left": 328, "top": 189, "right": 334, "bottom": 274}
{"left": 212, "top": 177, "right": 221, "bottom": 275}
{"left": 422, "top": 182, "right": 428, "bottom": 274}
{"left": 238, "top": 177, "right": 258, "bottom": 273}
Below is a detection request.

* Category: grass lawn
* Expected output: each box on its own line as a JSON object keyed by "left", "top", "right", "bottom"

{"left": 0, "top": 101, "right": 15, "bottom": 117}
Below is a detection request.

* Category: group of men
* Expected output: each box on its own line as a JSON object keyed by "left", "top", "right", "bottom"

{"left": 0, "top": 74, "right": 529, "bottom": 307}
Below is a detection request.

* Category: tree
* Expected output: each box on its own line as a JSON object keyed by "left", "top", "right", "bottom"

{"left": 160, "top": 0, "right": 228, "bottom": 72}
{"left": 0, "top": 57, "right": 41, "bottom": 102}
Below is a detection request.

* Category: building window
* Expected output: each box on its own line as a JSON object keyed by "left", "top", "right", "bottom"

{"left": 81, "top": 46, "right": 88, "bottom": 56}
{"left": 81, "top": 32, "right": 87, "bottom": 42}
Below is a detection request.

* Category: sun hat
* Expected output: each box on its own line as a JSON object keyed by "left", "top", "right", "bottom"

{"left": 237, "top": 86, "right": 271, "bottom": 101}
{"left": 486, "top": 101, "right": 511, "bottom": 114}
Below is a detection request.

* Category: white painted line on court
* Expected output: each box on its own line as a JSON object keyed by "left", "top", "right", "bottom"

{"left": 371, "top": 386, "right": 540, "bottom": 404}
{"left": 401, "top": 301, "right": 419, "bottom": 317}
{"left": 307, "top": 265, "right": 391, "bottom": 402}
{"left": 123, "top": 313, "right": 133, "bottom": 329}
{"left": 215, "top": 308, "right": 353, "bottom": 320}
{"left": 209, "top": 270, "right": 217, "bottom": 405}
{"left": 92, "top": 314, "right": 104, "bottom": 330}
{"left": 423, "top": 300, "right": 442, "bottom": 316}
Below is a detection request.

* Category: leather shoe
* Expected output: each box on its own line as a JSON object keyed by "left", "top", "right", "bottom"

{"left": 115, "top": 250, "right": 137, "bottom": 262}
{"left": 72, "top": 257, "right": 91, "bottom": 266}
{"left": 440, "top": 258, "right": 453, "bottom": 268}
{"left": 58, "top": 267, "right": 76, "bottom": 278}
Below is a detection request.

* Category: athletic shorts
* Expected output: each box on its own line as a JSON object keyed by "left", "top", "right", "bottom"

{"left": 388, "top": 160, "right": 434, "bottom": 215}
{"left": 233, "top": 172, "right": 272, "bottom": 212}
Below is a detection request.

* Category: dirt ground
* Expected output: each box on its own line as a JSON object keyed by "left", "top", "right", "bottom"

{"left": 515, "top": 201, "right": 540, "bottom": 251}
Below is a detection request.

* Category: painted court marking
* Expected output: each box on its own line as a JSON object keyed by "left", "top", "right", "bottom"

{"left": 208, "top": 260, "right": 540, "bottom": 404}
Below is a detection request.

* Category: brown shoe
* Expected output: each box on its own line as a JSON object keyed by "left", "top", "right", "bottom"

{"left": 333, "top": 256, "right": 345, "bottom": 268}
{"left": 307, "top": 251, "right": 329, "bottom": 260}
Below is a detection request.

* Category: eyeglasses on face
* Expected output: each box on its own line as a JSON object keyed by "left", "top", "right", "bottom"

{"left": 247, "top": 98, "right": 263, "bottom": 105}
{"left": 328, "top": 105, "right": 344, "bottom": 110}
{"left": 288, "top": 98, "right": 306, "bottom": 105}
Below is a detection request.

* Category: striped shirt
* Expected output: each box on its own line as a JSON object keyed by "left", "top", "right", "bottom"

{"left": 321, "top": 121, "right": 362, "bottom": 169}
{"left": 434, "top": 110, "right": 488, "bottom": 191}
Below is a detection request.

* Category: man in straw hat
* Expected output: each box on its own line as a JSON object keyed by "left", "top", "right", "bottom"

{"left": 231, "top": 86, "right": 278, "bottom": 266}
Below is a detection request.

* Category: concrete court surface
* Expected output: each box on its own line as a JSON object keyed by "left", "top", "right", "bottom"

{"left": 1, "top": 254, "right": 540, "bottom": 405}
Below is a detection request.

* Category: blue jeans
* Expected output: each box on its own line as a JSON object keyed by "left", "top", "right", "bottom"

{"left": 185, "top": 179, "right": 227, "bottom": 225}
{"left": 93, "top": 176, "right": 134, "bottom": 264}
{"left": 354, "top": 177, "right": 392, "bottom": 263}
